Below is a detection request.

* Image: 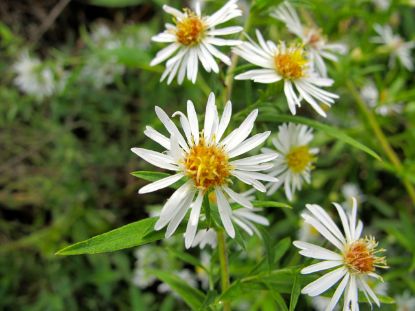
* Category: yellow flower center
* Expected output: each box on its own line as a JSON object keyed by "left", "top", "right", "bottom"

{"left": 274, "top": 47, "right": 307, "bottom": 80}
{"left": 184, "top": 137, "right": 231, "bottom": 191}
{"left": 285, "top": 145, "right": 313, "bottom": 174}
{"left": 344, "top": 238, "right": 388, "bottom": 274}
{"left": 175, "top": 12, "right": 206, "bottom": 46}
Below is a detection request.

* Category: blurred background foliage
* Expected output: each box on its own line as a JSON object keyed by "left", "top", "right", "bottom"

{"left": 0, "top": 0, "right": 415, "bottom": 310}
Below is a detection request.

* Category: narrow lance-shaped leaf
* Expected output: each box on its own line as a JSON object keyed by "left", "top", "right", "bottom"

{"left": 258, "top": 113, "right": 381, "bottom": 161}
{"left": 57, "top": 217, "right": 173, "bottom": 255}
{"left": 148, "top": 269, "right": 206, "bottom": 310}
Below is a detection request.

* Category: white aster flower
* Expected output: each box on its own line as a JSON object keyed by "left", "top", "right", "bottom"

{"left": 192, "top": 228, "right": 218, "bottom": 248}
{"left": 234, "top": 30, "right": 339, "bottom": 117}
{"left": 131, "top": 92, "right": 278, "bottom": 248}
{"left": 13, "top": 52, "right": 56, "bottom": 100}
{"left": 294, "top": 198, "right": 388, "bottom": 311}
{"left": 361, "top": 80, "right": 404, "bottom": 116}
{"left": 271, "top": 2, "right": 347, "bottom": 77}
{"left": 150, "top": 0, "right": 242, "bottom": 84}
{"left": 372, "top": 24, "right": 415, "bottom": 71}
{"left": 396, "top": 291, "right": 415, "bottom": 311}
{"left": 263, "top": 123, "right": 318, "bottom": 201}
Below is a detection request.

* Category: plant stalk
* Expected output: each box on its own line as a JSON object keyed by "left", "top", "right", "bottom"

{"left": 347, "top": 81, "right": 415, "bottom": 210}
{"left": 217, "top": 229, "right": 231, "bottom": 311}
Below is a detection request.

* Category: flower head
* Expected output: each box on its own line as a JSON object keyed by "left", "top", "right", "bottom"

{"left": 262, "top": 123, "right": 318, "bottom": 201}
{"left": 131, "top": 93, "right": 278, "bottom": 248}
{"left": 233, "top": 30, "right": 339, "bottom": 117}
{"left": 372, "top": 24, "right": 415, "bottom": 71}
{"left": 294, "top": 198, "right": 388, "bottom": 311}
{"left": 150, "top": 1, "right": 242, "bottom": 84}
{"left": 13, "top": 52, "right": 56, "bottom": 100}
{"left": 271, "top": 2, "right": 347, "bottom": 77}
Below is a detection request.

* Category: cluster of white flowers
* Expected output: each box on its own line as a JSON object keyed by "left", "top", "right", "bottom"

{"left": 129, "top": 1, "right": 395, "bottom": 310}
{"left": 13, "top": 52, "right": 59, "bottom": 100}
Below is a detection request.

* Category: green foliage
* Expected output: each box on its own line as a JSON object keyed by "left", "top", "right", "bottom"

{"left": 2, "top": 0, "right": 415, "bottom": 310}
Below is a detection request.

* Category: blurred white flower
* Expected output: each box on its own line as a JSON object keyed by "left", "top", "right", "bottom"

{"left": 361, "top": 81, "right": 379, "bottom": 108}
{"left": 294, "top": 198, "right": 388, "bottom": 311}
{"left": 150, "top": 0, "right": 243, "bottom": 84}
{"left": 234, "top": 30, "right": 338, "bottom": 117}
{"left": 373, "top": 0, "right": 390, "bottom": 10}
{"left": 91, "top": 23, "right": 112, "bottom": 44}
{"left": 271, "top": 2, "right": 347, "bottom": 77}
{"left": 342, "top": 183, "right": 365, "bottom": 207}
{"left": 191, "top": 228, "right": 217, "bottom": 249}
{"left": 311, "top": 296, "right": 339, "bottom": 311}
{"left": 372, "top": 24, "right": 415, "bottom": 71}
{"left": 361, "top": 80, "right": 404, "bottom": 116}
{"left": 298, "top": 220, "right": 321, "bottom": 243}
{"left": 13, "top": 52, "right": 56, "bottom": 100}
{"left": 81, "top": 56, "right": 125, "bottom": 89}
{"left": 157, "top": 269, "right": 198, "bottom": 293}
{"left": 132, "top": 245, "right": 163, "bottom": 288}
{"left": 132, "top": 93, "right": 278, "bottom": 248}
{"left": 396, "top": 291, "right": 415, "bottom": 311}
{"left": 263, "top": 123, "right": 318, "bottom": 201}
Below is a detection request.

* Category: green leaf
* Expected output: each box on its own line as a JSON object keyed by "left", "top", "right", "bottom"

{"left": 253, "top": 200, "right": 292, "bottom": 209}
{"left": 289, "top": 272, "right": 301, "bottom": 311}
{"left": 167, "top": 247, "right": 206, "bottom": 272}
{"left": 274, "top": 237, "right": 291, "bottom": 265}
{"left": 258, "top": 113, "right": 381, "bottom": 161}
{"left": 265, "top": 284, "right": 288, "bottom": 311}
{"left": 149, "top": 269, "right": 206, "bottom": 310}
{"left": 56, "top": 217, "right": 164, "bottom": 255}
{"left": 90, "top": 0, "right": 144, "bottom": 7}
{"left": 198, "top": 290, "right": 218, "bottom": 311}
{"left": 131, "top": 171, "right": 171, "bottom": 182}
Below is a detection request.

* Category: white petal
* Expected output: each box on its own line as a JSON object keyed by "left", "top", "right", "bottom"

{"left": 184, "top": 191, "right": 204, "bottom": 248}
{"left": 187, "top": 100, "right": 199, "bottom": 144}
{"left": 325, "top": 273, "right": 350, "bottom": 311}
{"left": 223, "top": 186, "right": 253, "bottom": 209}
{"left": 228, "top": 131, "right": 271, "bottom": 158}
{"left": 293, "top": 241, "right": 343, "bottom": 261}
{"left": 139, "top": 173, "right": 184, "bottom": 194}
{"left": 301, "top": 267, "right": 347, "bottom": 296}
{"left": 165, "top": 189, "right": 196, "bottom": 237}
{"left": 302, "top": 213, "right": 344, "bottom": 250}
{"left": 131, "top": 147, "right": 179, "bottom": 171}
{"left": 150, "top": 43, "right": 180, "bottom": 66}
{"left": 333, "top": 202, "right": 352, "bottom": 243}
{"left": 204, "top": 92, "right": 218, "bottom": 142}
{"left": 301, "top": 260, "right": 343, "bottom": 274}
{"left": 306, "top": 204, "right": 346, "bottom": 243}
{"left": 155, "top": 181, "right": 193, "bottom": 230}
{"left": 215, "top": 188, "right": 235, "bottom": 238}
{"left": 221, "top": 109, "right": 258, "bottom": 150}
{"left": 144, "top": 126, "right": 171, "bottom": 150}
{"left": 231, "top": 153, "right": 278, "bottom": 166}
{"left": 216, "top": 100, "right": 232, "bottom": 142}
{"left": 155, "top": 106, "right": 189, "bottom": 151}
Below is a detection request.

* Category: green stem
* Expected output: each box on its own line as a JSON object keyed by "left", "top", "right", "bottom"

{"left": 347, "top": 81, "right": 415, "bottom": 210}
{"left": 217, "top": 229, "right": 231, "bottom": 311}
{"left": 222, "top": 11, "right": 253, "bottom": 105}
